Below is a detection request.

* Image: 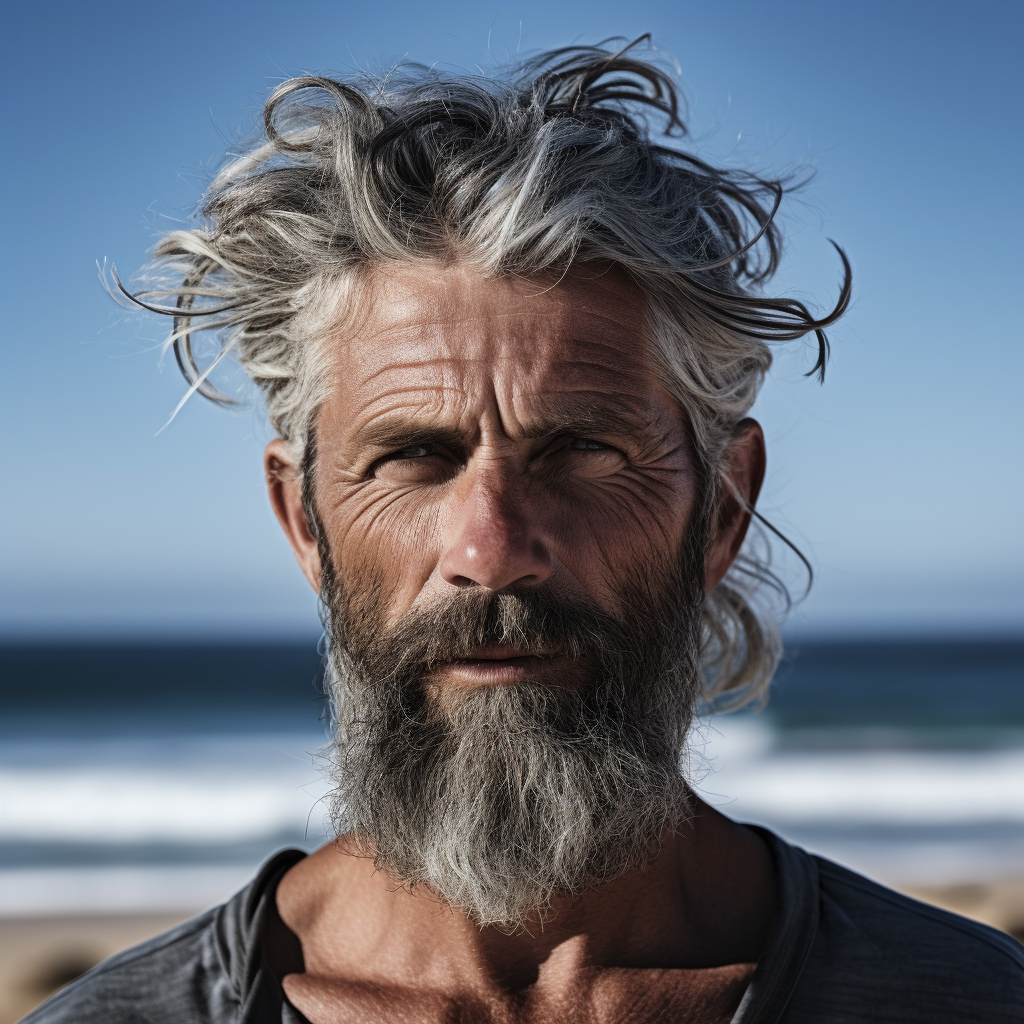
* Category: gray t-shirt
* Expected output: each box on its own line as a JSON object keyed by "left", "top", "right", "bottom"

{"left": 22, "top": 829, "right": 1024, "bottom": 1023}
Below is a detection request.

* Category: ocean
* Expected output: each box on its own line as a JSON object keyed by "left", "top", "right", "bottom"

{"left": 1, "top": 638, "right": 1022, "bottom": 916}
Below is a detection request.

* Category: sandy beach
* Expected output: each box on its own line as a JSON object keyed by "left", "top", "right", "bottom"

{"left": 2, "top": 881, "right": 1021, "bottom": 1023}
{"left": 0, "top": 911, "right": 192, "bottom": 1023}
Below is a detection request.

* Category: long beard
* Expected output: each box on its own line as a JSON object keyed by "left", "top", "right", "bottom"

{"left": 319, "top": 548, "right": 706, "bottom": 930}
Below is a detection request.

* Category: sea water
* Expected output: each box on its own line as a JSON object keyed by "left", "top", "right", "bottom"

{"left": 1, "top": 639, "right": 1021, "bottom": 915}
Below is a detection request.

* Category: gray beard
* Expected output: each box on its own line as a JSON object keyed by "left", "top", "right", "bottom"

{"left": 320, "top": 558, "right": 705, "bottom": 930}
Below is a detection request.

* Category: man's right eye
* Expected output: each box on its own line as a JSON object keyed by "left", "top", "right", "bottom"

{"left": 372, "top": 443, "right": 457, "bottom": 482}
{"left": 388, "top": 445, "right": 433, "bottom": 461}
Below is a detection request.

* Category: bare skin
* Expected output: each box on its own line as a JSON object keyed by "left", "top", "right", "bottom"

{"left": 266, "top": 264, "right": 772, "bottom": 1023}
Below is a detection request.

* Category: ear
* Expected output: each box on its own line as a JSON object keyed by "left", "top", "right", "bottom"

{"left": 265, "top": 438, "right": 322, "bottom": 593}
{"left": 705, "top": 419, "right": 766, "bottom": 594}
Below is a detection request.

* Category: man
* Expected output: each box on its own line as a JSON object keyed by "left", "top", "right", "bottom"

{"left": 29, "top": 42, "right": 1022, "bottom": 1024}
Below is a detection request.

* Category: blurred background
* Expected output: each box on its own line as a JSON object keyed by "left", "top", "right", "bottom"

{"left": 1, "top": 0, "right": 1022, "bottom": 1017}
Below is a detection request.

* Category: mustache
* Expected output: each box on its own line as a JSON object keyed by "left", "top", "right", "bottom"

{"left": 356, "top": 586, "right": 628, "bottom": 679}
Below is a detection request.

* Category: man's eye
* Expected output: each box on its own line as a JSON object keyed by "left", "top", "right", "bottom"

{"left": 568, "top": 438, "right": 612, "bottom": 452}
{"left": 372, "top": 443, "right": 457, "bottom": 481}
{"left": 388, "top": 444, "right": 433, "bottom": 461}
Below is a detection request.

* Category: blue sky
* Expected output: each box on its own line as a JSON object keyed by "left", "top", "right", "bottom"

{"left": 1, "top": 0, "right": 1021, "bottom": 638}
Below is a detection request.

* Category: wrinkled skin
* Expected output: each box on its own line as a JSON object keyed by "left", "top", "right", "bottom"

{"left": 266, "top": 264, "right": 772, "bottom": 1023}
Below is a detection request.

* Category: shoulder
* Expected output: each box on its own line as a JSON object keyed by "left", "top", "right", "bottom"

{"left": 813, "top": 856, "right": 1024, "bottom": 972}
{"left": 18, "top": 909, "right": 230, "bottom": 1024}
{"left": 20, "top": 849, "right": 306, "bottom": 1024}
{"left": 789, "top": 854, "right": 1024, "bottom": 1023}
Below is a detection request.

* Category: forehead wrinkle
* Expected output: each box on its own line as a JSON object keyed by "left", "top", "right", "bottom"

{"left": 356, "top": 353, "right": 485, "bottom": 388}
{"left": 518, "top": 356, "right": 647, "bottom": 398}
{"left": 351, "top": 294, "right": 643, "bottom": 371}
{"left": 496, "top": 348, "right": 653, "bottom": 433}
{"left": 350, "top": 295, "right": 572, "bottom": 363}
{"left": 339, "top": 283, "right": 648, "bottom": 378}
{"left": 346, "top": 389, "right": 660, "bottom": 453}
{"left": 348, "top": 386, "right": 476, "bottom": 439}
{"left": 341, "top": 352, "right": 664, "bottom": 445}
{"left": 329, "top": 265, "right": 658, "bottom": 449}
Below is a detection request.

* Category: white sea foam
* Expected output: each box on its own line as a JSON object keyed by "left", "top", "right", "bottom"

{"left": 1, "top": 721, "right": 1022, "bottom": 913}
{"left": 0, "top": 769, "right": 331, "bottom": 842}
{"left": 691, "top": 717, "right": 1024, "bottom": 886}
{"left": 694, "top": 718, "right": 1024, "bottom": 825}
{"left": 0, "top": 865, "right": 259, "bottom": 915}
{"left": 6, "top": 733, "right": 1021, "bottom": 843}
{"left": 0, "top": 732, "right": 332, "bottom": 845}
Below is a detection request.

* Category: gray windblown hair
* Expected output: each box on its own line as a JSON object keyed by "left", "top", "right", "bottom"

{"left": 121, "top": 38, "right": 850, "bottom": 711}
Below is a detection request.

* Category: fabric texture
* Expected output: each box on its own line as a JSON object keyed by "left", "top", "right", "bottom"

{"left": 22, "top": 831, "right": 1024, "bottom": 1023}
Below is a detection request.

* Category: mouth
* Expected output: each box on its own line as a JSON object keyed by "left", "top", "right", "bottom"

{"left": 440, "top": 647, "right": 550, "bottom": 687}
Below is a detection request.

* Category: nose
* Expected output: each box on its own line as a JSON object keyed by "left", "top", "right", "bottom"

{"left": 438, "top": 468, "right": 553, "bottom": 591}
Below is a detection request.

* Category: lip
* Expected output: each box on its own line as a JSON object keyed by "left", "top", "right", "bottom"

{"left": 440, "top": 651, "right": 548, "bottom": 686}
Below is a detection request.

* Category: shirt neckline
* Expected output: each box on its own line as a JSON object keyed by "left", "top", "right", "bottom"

{"left": 729, "top": 826, "right": 820, "bottom": 1024}
{"left": 238, "top": 828, "right": 819, "bottom": 1024}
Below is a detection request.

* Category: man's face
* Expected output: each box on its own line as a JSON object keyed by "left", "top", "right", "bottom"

{"left": 270, "top": 263, "right": 727, "bottom": 927}
{"left": 311, "top": 263, "right": 699, "bottom": 690}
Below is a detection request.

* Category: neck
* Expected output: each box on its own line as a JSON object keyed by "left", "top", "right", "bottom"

{"left": 276, "top": 796, "right": 775, "bottom": 993}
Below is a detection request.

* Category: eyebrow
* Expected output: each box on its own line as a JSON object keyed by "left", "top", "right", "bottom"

{"left": 351, "top": 395, "right": 656, "bottom": 451}
{"left": 517, "top": 396, "right": 655, "bottom": 439}
{"left": 353, "top": 421, "right": 470, "bottom": 454}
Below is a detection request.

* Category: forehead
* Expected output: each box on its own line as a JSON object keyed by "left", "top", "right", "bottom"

{"left": 324, "top": 262, "right": 659, "bottom": 428}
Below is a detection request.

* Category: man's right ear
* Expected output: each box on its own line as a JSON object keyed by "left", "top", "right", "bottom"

{"left": 264, "top": 438, "right": 322, "bottom": 593}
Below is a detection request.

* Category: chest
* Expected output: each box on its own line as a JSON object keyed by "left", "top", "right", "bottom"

{"left": 281, "top": 962, "right": 756, "bottom": 1024}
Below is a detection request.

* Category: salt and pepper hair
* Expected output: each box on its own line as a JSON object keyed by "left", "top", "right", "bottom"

{"left": 122, "top": 39, "right": 850, "bottom": 711}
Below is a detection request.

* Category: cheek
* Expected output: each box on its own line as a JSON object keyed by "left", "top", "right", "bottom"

{"left": 543, "top": 466, "right": 697, "bottom": 583}
{"left": 319, "top": 479, "right": 446, "bottom": 611}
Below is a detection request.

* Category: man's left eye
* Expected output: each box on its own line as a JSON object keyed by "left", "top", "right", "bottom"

{"left": 392, "top": 445, "right": 432, "bottom": 460}
{"left": 568, "top": 438, "right": 612, "bottom": 452}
